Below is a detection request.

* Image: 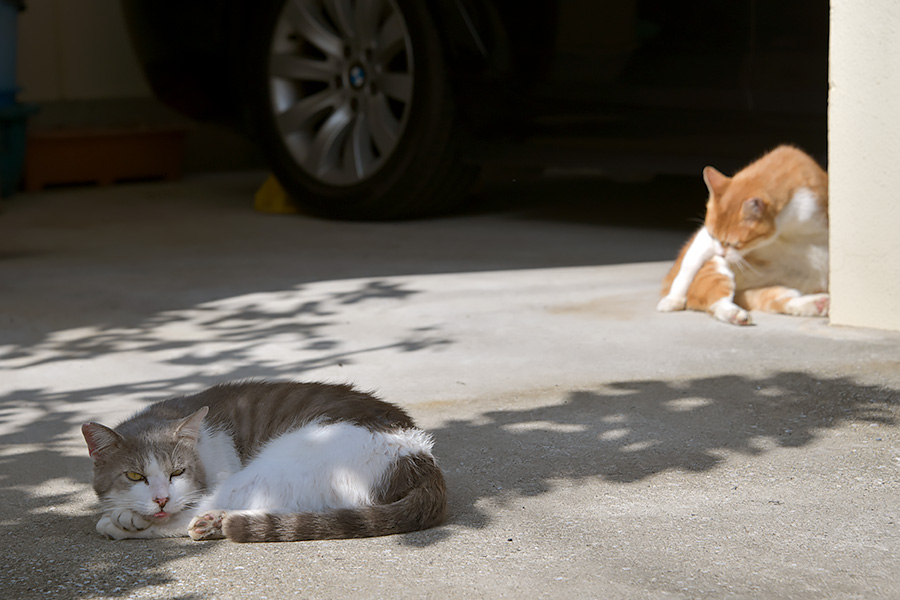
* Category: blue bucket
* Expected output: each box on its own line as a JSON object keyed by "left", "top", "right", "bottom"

{"left": 0, "top": 0, "right": 24, "bottom": 108}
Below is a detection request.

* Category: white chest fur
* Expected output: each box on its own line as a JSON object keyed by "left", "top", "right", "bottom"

{"left": 197, "top": 428, "right": 242, "bottom": 487}
{"left": 732, "top": 186, "right": 829, "bottom": 293}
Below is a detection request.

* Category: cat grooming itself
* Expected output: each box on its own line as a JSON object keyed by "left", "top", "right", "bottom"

{"left": 82, "top": 381, "right": 447, "bottom": 543}
{"left": 657, "top": 145, "right": 829, "bottom": 326}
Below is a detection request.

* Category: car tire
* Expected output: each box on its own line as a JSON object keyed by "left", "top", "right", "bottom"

{"left": 247, "top": 0, "right": 479, "bottom": 220}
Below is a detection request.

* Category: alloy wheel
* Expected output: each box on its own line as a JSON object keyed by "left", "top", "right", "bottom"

{"left": 269, "top": 0, "right": 414, "bottom": 186}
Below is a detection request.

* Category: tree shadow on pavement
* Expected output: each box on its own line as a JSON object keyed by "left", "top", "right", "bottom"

{"left": 2, "top": 368, "right": 896, "bottom": 594}
{"left": 1, "top": 279, "right": 429, "bottom": 371}
{"left": 429, "top": 372, "right": 898, "bottom": 534}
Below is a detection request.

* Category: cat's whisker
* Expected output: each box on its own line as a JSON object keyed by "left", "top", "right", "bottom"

{"left": 731, "top": 254, "right": 759, "bottom": 276}
{"left": 178, "top": 492, "right": 202, "bottom": 508}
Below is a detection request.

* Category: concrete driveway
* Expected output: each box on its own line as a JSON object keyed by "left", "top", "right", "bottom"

{"left": 1, "top": 173, "right": 898, "bottom": 599}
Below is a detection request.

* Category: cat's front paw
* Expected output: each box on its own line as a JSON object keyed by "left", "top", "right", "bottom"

{"left": 188, "top": 510, "right": 227, "bottom": 541}
{"left": 657, "top": 295, "right": 686, "bottom": 312}
{"left": 96, "top": 509, "right": 151, "bottom": 540}
{"left": 786, "top": 293, "right": 829, "bottom": 317}
{"left": 711, "top": 300, "right": 753, "bottom": 326}
{"left": 112, "top": 508, "right": 151, "bottom": 532}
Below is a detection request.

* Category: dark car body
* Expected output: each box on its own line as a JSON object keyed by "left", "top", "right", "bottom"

{"left": 122, "top": 0, "right": 827, "bottom": 218}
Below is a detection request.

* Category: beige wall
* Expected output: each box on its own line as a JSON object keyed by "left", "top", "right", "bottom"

{"left": 16, "top": 0, "right": 149, "bottom": 101}
{"left": 829, "top": 0, "right": 900, "bottom": 331}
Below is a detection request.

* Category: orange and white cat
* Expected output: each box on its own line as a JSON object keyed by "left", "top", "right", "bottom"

{"left": 657, "top": 145, "right": 829, "bottom": 326}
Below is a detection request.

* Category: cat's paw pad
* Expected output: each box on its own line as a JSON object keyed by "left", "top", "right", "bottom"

{"left": 711, "top": 301, "right": 753, "bottom": 326}
{"left": 189, "top": 510, "right": 227, "bottom": 541}
{"left": 657, "top": 295, "right": 686, "bottom": 312}
{"left": 786, "top": 293, "right": 829, "bottom": 317}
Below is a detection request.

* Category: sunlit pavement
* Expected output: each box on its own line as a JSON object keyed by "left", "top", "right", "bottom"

{"left": 2, "top": 172, "right": 899, "bottom": 599}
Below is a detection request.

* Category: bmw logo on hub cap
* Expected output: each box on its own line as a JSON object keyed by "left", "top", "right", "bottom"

{"left": 349, "top": 65, "right": 366, "bottom": 89}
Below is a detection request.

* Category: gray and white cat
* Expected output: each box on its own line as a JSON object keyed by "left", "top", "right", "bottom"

{"left": 81, "top": 381, "right": 447, "bottom": 543}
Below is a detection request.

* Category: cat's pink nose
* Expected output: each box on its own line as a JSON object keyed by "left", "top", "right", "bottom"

{"left": 154, "top": 496, "right": 168, "bottom": 509}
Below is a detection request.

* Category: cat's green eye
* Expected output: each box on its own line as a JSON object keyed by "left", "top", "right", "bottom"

{"left": 124, "top": 471, "right": 145, "bottom": 482}
{"left": 170, "top": 468, "right": 185, "bottom": 478}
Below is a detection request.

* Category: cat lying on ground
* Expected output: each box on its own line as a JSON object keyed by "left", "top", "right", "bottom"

{"left": 82, "top": 381, "right": 447, "bottom": 543}
{"left": 657, "top": 145, "right": 829, "bottom": 326}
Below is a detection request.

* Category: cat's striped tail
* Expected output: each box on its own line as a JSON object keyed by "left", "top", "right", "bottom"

{"left": 221, "top": 453, "right": 448, "bottom": 543}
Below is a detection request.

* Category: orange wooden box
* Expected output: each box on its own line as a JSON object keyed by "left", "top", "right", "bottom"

{"left": 25, "top": 126, "right": 187, "bottom": 191}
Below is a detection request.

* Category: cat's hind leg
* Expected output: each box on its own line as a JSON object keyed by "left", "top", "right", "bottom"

{"left": 684, "top": 257, "right": 752, "bottom": 325}
{"left": 736, "top": 287, "right": 829, "bottom": 317}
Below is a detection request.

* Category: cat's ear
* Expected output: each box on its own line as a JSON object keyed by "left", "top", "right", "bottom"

{"left": 742, "top": 197, "right": 766, "bottom": 220}
{"left": 175, "top": 406, "right": 209, "bottom": 442}
{"left": 82, "top": 422, "right": 123, "bottom": 461}
{"left": 703, "top": 166, "right": 730, "bottom": 199}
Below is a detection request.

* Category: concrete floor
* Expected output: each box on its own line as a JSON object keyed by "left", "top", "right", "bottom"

{"left": 1, "top": 172, "right": 899, "bottom": 599}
